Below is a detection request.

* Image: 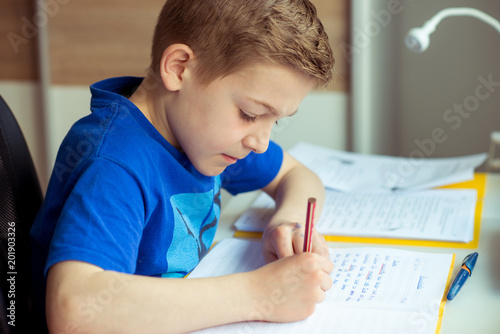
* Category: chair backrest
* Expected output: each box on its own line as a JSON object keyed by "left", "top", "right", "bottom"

{"left": 0, "top": 95, "right": 46, "bottom": 334}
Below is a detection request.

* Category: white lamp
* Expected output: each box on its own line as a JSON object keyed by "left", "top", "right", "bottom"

{"left": 405, "top": 7, "right": 500, "bottom": 172}
{"left": 405, "top": 7, "right": 500, "bottom": 53}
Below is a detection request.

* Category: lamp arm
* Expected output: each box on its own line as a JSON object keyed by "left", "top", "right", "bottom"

{"left": 406, "top": 7, "right": 500, "bottom": 53}
{"left": 425, "top": 7, "right": 500, "bottom": 35}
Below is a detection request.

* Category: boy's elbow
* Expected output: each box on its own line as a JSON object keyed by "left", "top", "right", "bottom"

{"left": 46, "top": 285, "right": 92, "bottom": 334}
{"left": 46, "top": 261, "right": 104, "bottom": 334}
{"left": 46, "top": 288, "right": 79, "bottom": 334}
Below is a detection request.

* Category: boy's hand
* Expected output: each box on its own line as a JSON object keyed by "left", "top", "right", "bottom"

{"left": 261, "top": 220, "right": 329, "bottom": 263}
{"left": 246, "top": 251, "right": 333, "bottom": 323}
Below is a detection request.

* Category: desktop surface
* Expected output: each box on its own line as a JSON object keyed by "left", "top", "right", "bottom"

{"left": 215, "top": 174, "right": 500, "bottom": 333}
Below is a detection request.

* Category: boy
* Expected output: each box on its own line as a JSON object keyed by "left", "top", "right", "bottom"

{"left": 30, "top": 0, "right": 336, "bottom": 332}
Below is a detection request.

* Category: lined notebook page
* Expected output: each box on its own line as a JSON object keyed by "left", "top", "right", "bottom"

{"left": 189, "top": 239, "right": 454, "bottom": 334}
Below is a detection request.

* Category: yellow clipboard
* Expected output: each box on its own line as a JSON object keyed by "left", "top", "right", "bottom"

{"left": 435, "top": 253, "right": 457, "bottom": 334}
{"left": 234, "top": 173, "right": 487, "bottom": 249}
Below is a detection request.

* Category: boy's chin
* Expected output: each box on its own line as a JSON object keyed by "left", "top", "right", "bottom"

{"left": 195, "top": 164, "right": 228, "bottom": 177}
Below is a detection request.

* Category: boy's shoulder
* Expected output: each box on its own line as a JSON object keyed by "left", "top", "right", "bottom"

{"left": 55, "top": 77, "right": 176, "bottom": 181}
{"left": 67, "top": 78, "right": 148, "bottom": 155}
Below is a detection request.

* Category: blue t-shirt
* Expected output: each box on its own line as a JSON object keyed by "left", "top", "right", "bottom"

{"left": 30, "top": 77, "right": 283, "bottom": 288}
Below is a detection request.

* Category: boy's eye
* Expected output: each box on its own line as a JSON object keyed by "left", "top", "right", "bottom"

{"left": 239, "top": 109, "right": 257, "bottom": 123}
{"left": 239, "top": 109, "right": 279, "bottom": 125}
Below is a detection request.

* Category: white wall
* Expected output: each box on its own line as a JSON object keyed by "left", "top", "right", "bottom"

{"left": 270, "top": 91, "right": 347, "bottom": 151}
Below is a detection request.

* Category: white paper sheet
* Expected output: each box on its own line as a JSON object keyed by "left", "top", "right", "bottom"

{"left": 234, "top": 189, "right": 477, "bottom": 242}
{"left": 189, "top": 239, "right": 453, "bottom": 334}
{"left": 288, "top": 142, "right": 486, "bottom": 193}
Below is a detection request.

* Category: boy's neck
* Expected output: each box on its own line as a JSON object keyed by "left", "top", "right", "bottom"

{"left": 128, "top": 75, "right": 181, "bottom": 151}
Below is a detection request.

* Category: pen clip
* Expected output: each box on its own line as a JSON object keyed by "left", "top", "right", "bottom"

{"left": 462, "top": 253, "right": 473, "bottom": 266}
{"left": 461, "top": 252, "right": 478, "bottom": 276}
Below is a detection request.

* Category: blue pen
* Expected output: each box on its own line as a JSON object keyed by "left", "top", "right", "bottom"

{"left": 446, "top": 252, "right": 478, "bottom": 301}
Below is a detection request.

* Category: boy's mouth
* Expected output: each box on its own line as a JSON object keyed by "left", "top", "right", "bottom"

{"left": 222, "top": 154, "right": 238, "bottom": 164}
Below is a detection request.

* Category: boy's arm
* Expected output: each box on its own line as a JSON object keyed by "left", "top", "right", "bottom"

{"left": 46, "top": 254, "right": 333, "bottom": 334}
{"left": 261, "top": 151, "right": 329, "bottom": 262}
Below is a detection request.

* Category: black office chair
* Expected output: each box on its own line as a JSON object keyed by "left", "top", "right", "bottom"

{"left": 0, "top": 95, "right": 47, "bottom": 334}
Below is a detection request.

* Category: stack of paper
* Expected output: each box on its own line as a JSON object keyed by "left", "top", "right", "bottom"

{"left": 189, "top": 239, "right": 454, "bottom": 334}
{"left": 288, "top": 142, "right": 487, "bottom": 193}
{"left": 233, "top": 142, "right": 485, "bottom": 243}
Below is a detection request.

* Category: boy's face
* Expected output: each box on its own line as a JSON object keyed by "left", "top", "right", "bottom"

{"left": 166, "top": 62, "right": 315, "bottom": 176}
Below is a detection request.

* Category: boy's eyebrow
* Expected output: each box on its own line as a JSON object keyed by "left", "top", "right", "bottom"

{"left": 249, "top": 98, "right": 298, "bottom": 117}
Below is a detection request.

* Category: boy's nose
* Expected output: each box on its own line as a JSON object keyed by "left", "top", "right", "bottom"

{"left": 243, "top": 127, "right": 271, "bottom": 154}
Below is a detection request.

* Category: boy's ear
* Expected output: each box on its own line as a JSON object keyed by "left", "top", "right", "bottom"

{"left": 159, "top": 44, "right": 194, "bottom": 92}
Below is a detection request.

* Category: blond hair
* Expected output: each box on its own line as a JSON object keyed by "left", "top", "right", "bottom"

{"left": 150, "top": 0, "right": 334, "bottom": 87}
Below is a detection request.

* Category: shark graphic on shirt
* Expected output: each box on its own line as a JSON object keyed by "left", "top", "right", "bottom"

{"left": 163, "top": 185, "right": 221, "bottom": 277}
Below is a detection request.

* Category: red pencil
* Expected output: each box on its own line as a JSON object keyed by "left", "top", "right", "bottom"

{"left": 303, "top": 197, "right": 317, "bottom": 253}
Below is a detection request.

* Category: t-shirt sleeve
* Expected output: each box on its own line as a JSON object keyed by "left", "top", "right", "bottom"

{"left": 45, "top": 158, "right": 146, "bottom": 276}
{"left": 221, "top": 140, "right": 283, "bottom": 195}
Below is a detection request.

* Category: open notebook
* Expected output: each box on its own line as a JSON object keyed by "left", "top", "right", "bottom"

{"left": 188, "top": 238, "right": 455, "bottom": 334}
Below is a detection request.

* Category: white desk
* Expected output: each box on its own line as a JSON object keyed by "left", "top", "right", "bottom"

{"left": 215, "top": 174, "right": 500, "bottom": 333}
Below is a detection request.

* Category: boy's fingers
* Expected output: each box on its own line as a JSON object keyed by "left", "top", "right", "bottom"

{"left": 321, "top": 271, "right": 333, "bottom": 291}
{"left": 293, "top": 234, "right": 305, "bottom": 254}
{"left": 262, "top": 227, "right": 294, "bottom": 261}
{"left": 317, "top": 254, "right": 334, "bottom": 274}
{"left": 264, "top": 222, "right": 331, "bottom": 261}
{"left": 311, "top": 230, "right": 329, "bottom": 258}
{"left": 266, "top": 222, "right": 303, "bottom": 259}
{"left": 276, "top": 241, "right": 294, "bottom": 259}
